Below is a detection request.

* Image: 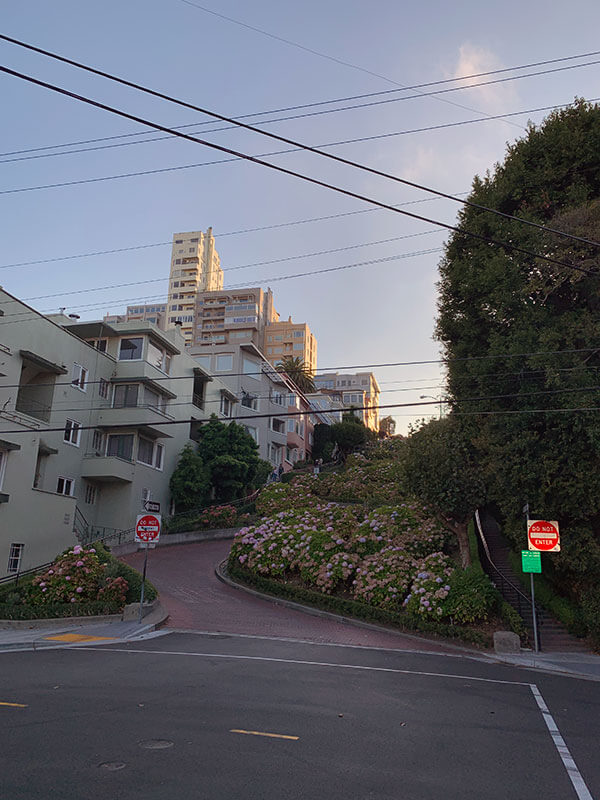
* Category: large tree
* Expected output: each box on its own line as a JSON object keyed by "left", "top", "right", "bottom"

{"left": 435, "top": 100, "right": 600, "bottom": 593}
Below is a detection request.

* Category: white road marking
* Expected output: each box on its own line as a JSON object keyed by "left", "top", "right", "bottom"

{"left": 529, "top": 684, "right": 594, "bottom": 800}
{"left": 73, "top": 646, "right": 530, "bottom": 686}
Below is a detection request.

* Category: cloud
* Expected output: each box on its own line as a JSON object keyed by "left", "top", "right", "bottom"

{"left": 449, "top": 43, "right": 519, "bottom": 112}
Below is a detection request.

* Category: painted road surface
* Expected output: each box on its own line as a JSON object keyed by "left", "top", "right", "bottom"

{"left": 0, "top": 633, "right": 598, "bottom": 800}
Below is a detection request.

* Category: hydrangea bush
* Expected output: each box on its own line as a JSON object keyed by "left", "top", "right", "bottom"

{"left": 28, "top": 545, "right": 129, "bottom": 609}
{"left": 230, "top": 457, "right": 497, "bottom": 630}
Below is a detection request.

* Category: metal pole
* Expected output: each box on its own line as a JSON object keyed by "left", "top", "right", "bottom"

{"left": 530, "top": 572, "right": 540, "bottom": 653}
{"left": 139, "top": 543, "right": 149, "bottom": 624}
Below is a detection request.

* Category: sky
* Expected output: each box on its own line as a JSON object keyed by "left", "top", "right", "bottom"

{"left": 2, "top": 0, "right": 600, "bottom": 432}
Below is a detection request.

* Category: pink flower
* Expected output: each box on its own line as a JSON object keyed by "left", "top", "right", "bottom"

{"left": 42, "top": 587, "right": 47, "bottom": 593}
{"left": 73, "top": 545, "right": 83, "bottom": 555}
{"left": 76, "top": 560, "right": 84, "bottom": 567}
{"left": 76, "top": 587, "right": 83, "bottom": 593}
{"left": 65, "top": 576, "right": 71, "bottom": 581}
{"left": 39, "top": 582, "right": 46, "bottom": 588}
{"left": 48, "top": 569, "right": 54, "bottom": 575}
{"left": 70, "top": 597, "right": 76, "bottom": 603}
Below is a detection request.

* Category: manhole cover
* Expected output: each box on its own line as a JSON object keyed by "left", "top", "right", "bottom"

{"left": 138, "top": 739, "right": 174, "bottom": 750}
{"left": 99, "top": 762, "right": 127, "bottom": 771}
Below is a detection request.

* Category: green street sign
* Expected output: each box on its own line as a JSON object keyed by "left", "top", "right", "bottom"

{"left": 522, "top": 550, "right": 542, "bottom": 574}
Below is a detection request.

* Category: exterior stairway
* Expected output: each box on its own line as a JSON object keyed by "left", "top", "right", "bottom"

{"left": 476, "top": 510, "right": 588, "bottom": 653}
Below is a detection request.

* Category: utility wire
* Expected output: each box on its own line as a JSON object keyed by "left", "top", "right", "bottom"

{"left": 1, "top": 348, "right": 599, "bottom": 391}
{"left": 1, "top": 35, "right": 597, "bottom": 249}
{"left": 0, "top": 196, "right": 450, "bottom": 271}
{"left": 4, "top": 391, "right": 600, "bottom": 436}
{"left": 175, "top": 0, "right": 523, "bottom": 129}
{"left": 3, "top": 42, "right": 598, "bottom": 160}
{"left": 3, "top": 69, "right": 600, "bottom": 165}
{"left": 0, "top": 66, "right": 594, "bottom": 279}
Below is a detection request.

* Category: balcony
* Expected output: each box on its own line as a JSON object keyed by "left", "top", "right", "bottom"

{"left": 97, "top": 405, "right": 174, "bottom": 438}
{"left": 81, "top": 455, "right": 135, "bottom": 483}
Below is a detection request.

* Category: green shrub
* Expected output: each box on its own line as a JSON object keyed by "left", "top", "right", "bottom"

{"left": 442, "top": 567, "right": 498, "bottom": 624}
{"left": 581, "top": 588, "right": 600, "bottom": 650}
{"left": 0, "top": 601, "right": 121, "bottom": 620}
{"left": 94, "top": 543, "right": 157, "bottom": 605}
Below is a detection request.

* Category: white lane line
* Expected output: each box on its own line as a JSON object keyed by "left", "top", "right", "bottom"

{"left": 530, "top": 684, "right": 594, "bottom": 800}
{"left": 73, "top": 646, "right": 530, "bottom": 686}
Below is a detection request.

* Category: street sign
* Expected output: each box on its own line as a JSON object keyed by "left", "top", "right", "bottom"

{"left": 135, "top": 514, "right": 161, "bottom": 543}
{"left": 521, "top": 550, "right": 542, "bottom": 573}
{"left": 528, "top": 519, "right": 560, "bottom": 552}
{"left": 144, "top": 500, "right": 160, "bottom": 513}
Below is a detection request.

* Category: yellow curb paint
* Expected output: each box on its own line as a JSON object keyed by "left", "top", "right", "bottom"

{"left": 43, "top": 634, "right": 116, "bottom": 643}
{"left": 230, "top": 729, "right": 299, "bottom": 741}
{"left": 0, "top": 702, "right": 28, "bottom": 708}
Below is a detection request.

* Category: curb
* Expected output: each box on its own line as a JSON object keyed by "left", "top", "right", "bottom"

{"left": 214, "top": 559, "right": 486, "bottom": 657}
{"left": 112, "top": 528, "right": 241, "bottom": 557}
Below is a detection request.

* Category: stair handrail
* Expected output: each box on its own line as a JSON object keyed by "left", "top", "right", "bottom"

{"left": 474, "top": 509, "right": 535, "bottom": 608}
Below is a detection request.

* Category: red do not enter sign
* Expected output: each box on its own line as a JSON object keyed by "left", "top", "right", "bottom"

{"left": 135, "top": 514, "right": 161, "bottom": 543}
{"left": 528, "top": 519, "right": 560, "bottom": 552}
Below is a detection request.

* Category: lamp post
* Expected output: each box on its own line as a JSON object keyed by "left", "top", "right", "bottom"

{"left": 420, "top": 394, "right": 445, "bottom": 419}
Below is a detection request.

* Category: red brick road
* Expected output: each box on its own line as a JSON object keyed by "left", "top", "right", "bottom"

{"left": 122, "top": 540, "right": 454, "bottom": 653}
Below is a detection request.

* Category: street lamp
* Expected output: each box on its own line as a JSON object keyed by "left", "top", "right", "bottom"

{"left": 420, "top": 394, "right": 445, "bottom": 419}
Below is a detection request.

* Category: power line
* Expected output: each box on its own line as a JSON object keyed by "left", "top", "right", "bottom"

{"left": 174, "top": 0, "right": 523, "bottom": 129}
{"left": 4, "top": 46, "right": 599, "bottom": 160}
{"left": 0, "top": 196, "right": 450, "bottom": 271}
{"left": 1, "top": 347, "right": 599, "bottom": 390}
{"left": 2, "top": 36, "right": 597, "bottom": 250}
{"left": 0, "top": 66, "right": 594, "bottom": 279}
{"left": 3, "top": 69, "right": 600, "bottom": 165}
{"left": 4, "top": 391, "right": 600, "bottom": 436}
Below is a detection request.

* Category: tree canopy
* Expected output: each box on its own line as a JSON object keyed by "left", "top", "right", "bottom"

{"left": 275, "top": 356, "right": 315, "bottom": 393}
{"left": 435, "top": 99, "right": 600, "bottom": 591}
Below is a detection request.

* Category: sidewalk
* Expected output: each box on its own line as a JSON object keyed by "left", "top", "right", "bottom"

{"left": 0, "top": 603, "right": 168, "bottom": 652}
{"left": 491, "top": 650, "right": 600, "bottom": 681}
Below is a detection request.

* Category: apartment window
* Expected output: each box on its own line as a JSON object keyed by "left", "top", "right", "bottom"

{"left": 190, "top": 237, "right": 198, "bottom": 243}
{"left": 287, "top": 394, "right": 297, "bottom": 407}
{"left": 189, "top": 247, "right": 195, "bottom": 253}
{"left": 84, "top": 483, "right": 97, "bottom": 505}
{"left": 98, "top": 378, "right": 110, "bottom": 399}
{"left": 293, "top": 343, "right": 303, "bottom": 351}
{"left": 216, "top": 354, "right": 233, "bottom": 372}
{"left": 294, "top": 331, "right": 304, "bottom": 338}
{"left": 172, "top": 281, "right": 180, "bottom": 287}
{"left": 87, "top": 338, "right": 107, "bottom": 352}
{"left": 118, "top": 337, "right": 143, "bottom": 361}
{"left": 174, "top": 259, "right": 182, "bottom": 265}
{"left": 137, "top": 437, "right": 154, "bottom": 466}
{"left": 7, "top": 543, "right": 24, "bottom": 574}
{"left": 242, "top": 358, "right": 258, "bottom": 377}
{"left": 195, "top": 355, "right": 211, "bottom": 370}
{"left": 113, "top": 384, "right": 139, "bottom": 408}
{"left": 287, "top": 419, "right": 295, "bottom": 433}
{"left": 272, "top": 391, "right": 284, "bottom": 406}
{"left": 106, "top": 434, "right": 134, "bottom": 461}
{"left": 175, "top": 239, "right": 183, "bottom": 244}
{"left": 362, "top": 379, "right": 368, "bottom": 386}
{"left": 241, "top": 392, "right": 258, "bottom": 411}
{"left": 268, "top": 335, "right": 273, "bottom": 343}
{"left": 56, "top": 476, "right": 74, "bottom": 496}
{"left": 285, "top": 446, "right": 292, "bottom": 463}
{"left": 72, "top": 363, "right": 88, "bottom": 392}
{"left": 271, "top": 418, "right": 285, "bottom": 434}
{"left": 92, "top": 430, "right": 105, "bottom": 453}
{"left": 148, "top": 341, "right": 167, "bottom": 371}
{"left": 220, "top": 395, "right": 232, "bottom": 417}
{"left": 64, "top": 419, "right": 81, "bottom": 447}
{"left": 243, "top": 425, "right": 258, "bottom": 443}
{"left": 144, "top": 386, "right": 167, "bottom": 413}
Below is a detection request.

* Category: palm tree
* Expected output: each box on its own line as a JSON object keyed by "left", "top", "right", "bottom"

{"left": 275, "top": 356, "right": 316, "bottom": 394}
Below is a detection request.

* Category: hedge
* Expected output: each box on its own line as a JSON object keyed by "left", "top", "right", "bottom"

{"left": 226, "top": 558, "right": 491, "bottom": 648}
{"left": 94, "top": 542, "right": 158, "bottom": 604}
{"left": 0, "top": 601, "right": 122, "bottom": 620}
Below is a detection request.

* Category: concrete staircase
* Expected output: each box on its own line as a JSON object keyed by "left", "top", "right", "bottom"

{"left": 477, "top": 511, "right": 588, "bottom": 653}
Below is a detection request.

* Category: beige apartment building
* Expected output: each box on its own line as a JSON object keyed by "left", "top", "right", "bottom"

{"left": 193, "top": 287, "right": 278, "bottom": 349}
{"left": 313, "top": 372, "right": 381, "bottom": 431}
{"left": 104, "top": 303, "right": 167, "bottom": 330}
{"left": 264, "top": 318, "right": 317, "bottom": 373}
{"left": 167, "top": 228, "right": 223, "bottom": 343}
{"left": 0, "top": 288, "right": 233, "bottom": 578}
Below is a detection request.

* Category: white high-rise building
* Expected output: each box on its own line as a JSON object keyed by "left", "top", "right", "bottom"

{"left": 166, "top": 228, "right": 223, "bottom": 344}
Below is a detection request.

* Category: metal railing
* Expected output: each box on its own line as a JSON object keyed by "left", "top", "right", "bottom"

{"left": 474, "top": 509, "right": 542, "bottom": 648}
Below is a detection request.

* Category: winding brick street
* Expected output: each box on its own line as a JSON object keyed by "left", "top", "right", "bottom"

{"left": 122, "top": 539, "right": 454, "bottom": 652}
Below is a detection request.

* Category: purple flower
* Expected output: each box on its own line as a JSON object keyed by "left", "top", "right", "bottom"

{"left": 65, "top": 576, "right": 71, "bottom": 581}
{"left": 76, "top": 587, "right": 83, "bottom": 593}
{"left": 76, "top": 560, "right": 84, "bottom": 567}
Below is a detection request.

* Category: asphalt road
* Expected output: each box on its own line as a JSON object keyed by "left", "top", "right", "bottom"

{"left": 1, "top": 632, "right": 598, "bottom": 800}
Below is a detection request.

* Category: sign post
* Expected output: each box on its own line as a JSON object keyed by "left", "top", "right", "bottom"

{"left": 521, "top": 549, "right": 541, "bottom": 653}
{"left": 135, "top": 514, "right": 161, "bottom": 623}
